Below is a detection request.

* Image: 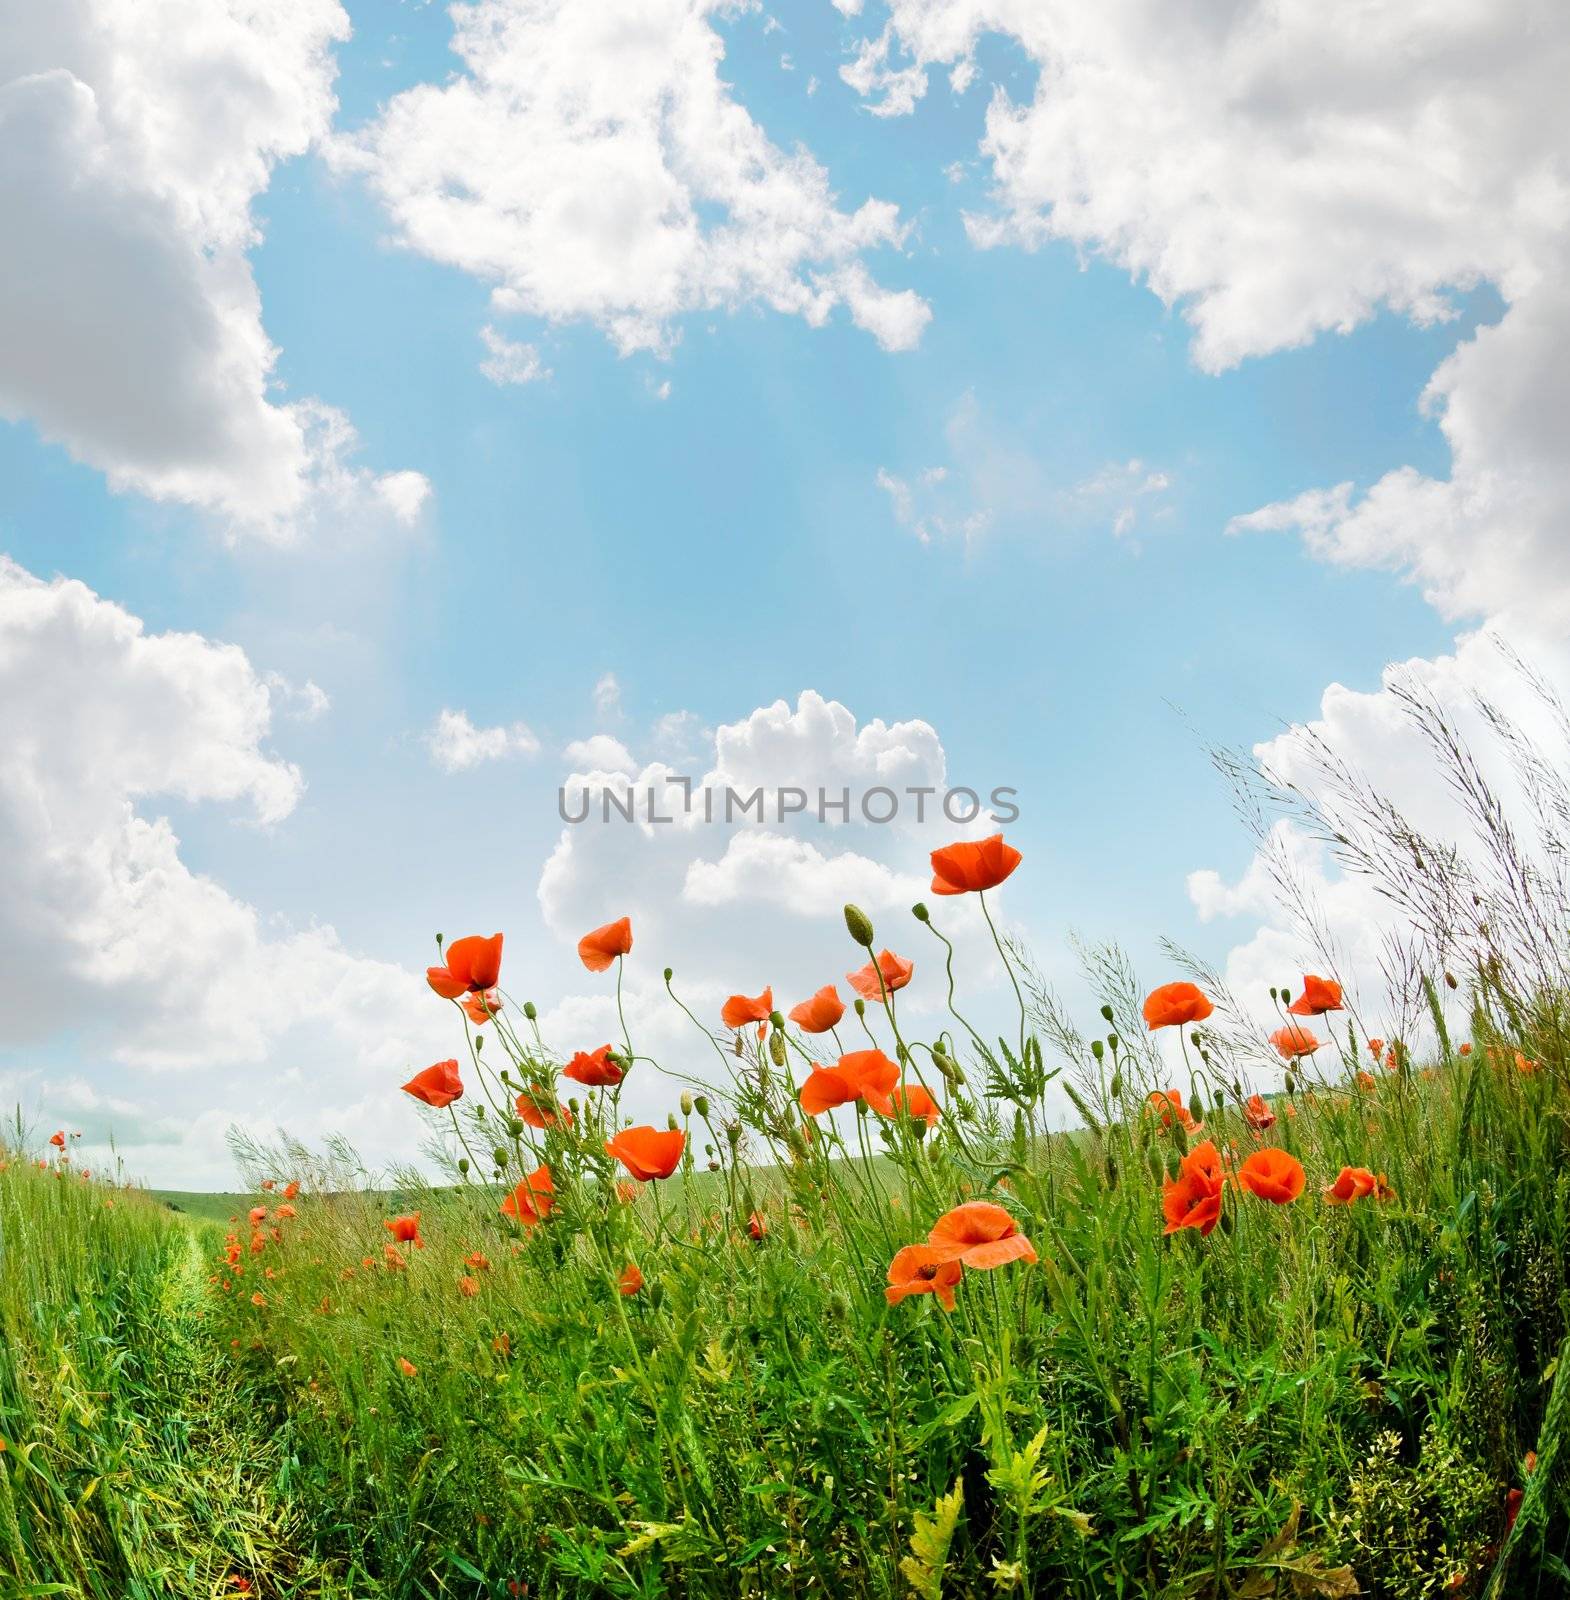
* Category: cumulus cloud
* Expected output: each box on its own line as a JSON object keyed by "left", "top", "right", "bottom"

{"left": 562, "top": 734, "right": 639, "bottom": 775}
{"left": 479, "top": 324, "right": 551, "bottom": 386}
{"left": 0, "top": 1, "right": 429, "bottom": 537}
{"left": 426, "top": 708, "right": 542, "bottom": 771}
{"left": 334, "top": 0, "right": 929, "bottom": 358}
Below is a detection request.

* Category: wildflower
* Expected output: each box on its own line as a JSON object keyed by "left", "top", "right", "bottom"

{"left": 1516, "top": 1051, "right": 1540, "bottom": 1074}
{"left": 250, "top": 1291, "right": 267, "bottom": 1307}
{"left": 1162, "top": 1141, "right": 1226, "bottom": 1236}
{"left": 397, "top": 1357, "right": 418, "bottom": 1378}
{"left": 1243, "top": 1093, "right": 1276, "bottom": 1131}
{"left": 1356, "top": 1070, "right": 1378, "bottom": 1092}
{"left": 48, "top": 1131, "right": 65, "bottom": 1148}
{"left": 615, "top": 1180, "right": 638, "bottom": 1205}
{"left": 275, "top": 1204, "right": 297, "bottom": 1219}
{"left": 1370, "top": 1173, "right": 1396, "bottom": 1201}
{"left": 1459, "top": 1042, "right": 1473, "bottom": 1057}
{"left": 402, "top": 1059, "right": 464, "bottom": 1108}
{"left": 1323, "top": 1166, "right": 1376, "bottom": 1205}
{"left": 799, "top": 1049, "right": 900, "bottom": 1117}
{"left": 1238, "top": 1148, "right": 1305, "bottom": 1204}
{"left": 461, "top": 990, "right": 503, "bottom": 1025}
{"left": 721, "top": 986, "right": 774, "bottom": 1028}
{"left": 885, "top": 1082, "right": 942, "bottom": 1126}
{"left": 429, "top": 932, "right": 504, "bottom": 998}
{"left": 929, "top": 833, "right": 1022, "bottom": 896}
{"left": 1505, "top": 1487, "right": 1524, "bottom": 1534}
{"left": 283, "top": 1181, "right": 299, "bottom": 1199}
{"left": 261, "top": 1179, "right": 275, "bottom": 1191}
{"left": 1287, "top": 975, "right": 1343, "bottom": 1015}
{"left": 563, "top": 1044, "right": 623, "bottom": 1086}
{"left": 606, "top": 1127, "right": 686, "bottom": 1182}
{"left": 788, "top": 985, "right": 846, "bottom": 1033}
{"left": 618, "top": 1263, "right": 644, "bottom": 1296}
{"left": 493, "top": 1333, "right": 512, "bottom": 1357}
{"left": 847, "top": 951, "right": 913, "bottom": 1002}
{"left": 229, "top": 1581, "right": 253, "bottom": 1595}
{"left": 464, "top": 1252, "right": 491, "bottom": 1271}
{"left": 383, "top": 1213, "right": 424, "bottom": 1248}
{"left": 885, "top": 1245, "right": 962, "bottom": 1311}
{"left": 500, "top": 1166, "right": 555, "bottom": 1226}
{"left": 578, "top": 916, "right": 633, "bottom": 972}
{"left": 457, "top": 1275, "right": 481, "bottom": 1298}
{"left": 925, "top": 1202, "right": 1037, "bottom": 1269}
{"left": 384, "top": 1245, "right": 407, "bottom": 1271}
{"left": 1270, "top": 1024, "right": 1321, "bottom": 1060}
{"left": 747, "top": 1210, "right": 767, "bottom": 1240}
{"left": 249, "top": 1205, "right": 268, "bottom": 1225}
{"left": 1142, "top": 982, "right": 1213, "bottom": 1030}
{"left": 1366, "top": 1037, "right": 1384, "bottom": 1059}
{"left": 515, "top": 1086, "right": 572, "bottom": 1128}
{"left": 1146, "top": 1089, "right": 1203, "bottom": 1135}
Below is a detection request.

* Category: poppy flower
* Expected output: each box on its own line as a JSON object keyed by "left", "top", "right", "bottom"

{"left": 402, "top": 1059, "right": 464, "bottom": 1109}
{"left": 1142, "top": 982, "right": 1214, "bottom": 1031}
{"left": 1370, "top": 1173, "right": 1396, "bottom": 1201}
{"left": 500, "top": 1166, "right": 555, "bottom": 1226}
{"left": 606, "top": 1126, "right": 686, "bottom": 1182}
{"left": 1162, "top": 1141, "right": 1226, "bottom": 1235}
{"left": 248, "top": 1205, "right": 268, "bottom": 1225}
{"left": 1459, "top": 1042, "right": 1473, "bottom": 1057}
{"left": 461, "top": 990, "right": 503, "bottom": 1026}
{"left": 283, "top": 1181, "right": 299, "bottom": 1199}
{"left": 397, "top": 1357, "right": 417, "bottom": 1378}
{"left": 618, "top": 1263, "right": 644, "bottom": 1296}
{"left": 1323, "top": 1166, "right": 1376, "bottom": 1205}
{"left": 885, "top": 1245, "right": 963, "bottom": 1311}
{"left": 563, "top": 1045, "right": 623, "bottom": 1086}
{"left": 427, "top": 932, "right": 504, "bottom": 998}
{"left": 1356, "top": 1070, "right": 1378, "bottom": 1092}
{"left": 929, "top": 833, "right": 1022, "bottom": 896}
{"left": 48, "top": 1131, "right": 65, "bottom": 1149}
{"left": 229, "top": 1579, "right": 252, "bottom": 1593}
{"left": 1287, "top": 975, "right": 1344, "bottom": 1015}
{"left": 799, "top": 1049, "right": 900, "bottom": 1116}
{"left": 465, "top": 1251, "right": 491, "bottom": 1271}
{"left": 747, "top": 1210, "right": 768, "bottom": 1240}
{"left": 1516, "top": 1051, "right": 1540, "bottom": 1074}
{"left": 883, "top": 1082, "right": 942, "bottom": 1126}
{"left": 1243, "top": 1093, "right": 1276, "bottom": 1131}
{"left": 275, "top": 1204, "right": 297, "bottom": 1220}
{"left": 384, "top": 1213, "right": 424, "bottom": 1247}
{"left": 847, "top": 950, "right": 913, "bottom": 1002}
{"left": 1269, "top": 1024, "right": 1321, "bottom": 1060}
{"left": 788, "top": 985, "right": 845, "bottom": 1034}
{"left": 1366, "top": 1037, "right": 1384, "bottom": 1059}
{"left": 721, "top": 986, "right": 774, "bottom": 1029}
{"left": 1145, "top": 1089, "right": 1203, "bottom": 1135}
{"left": 250, "top": 1291, "right": 267, "bottom": 1307}
{"left": 515, "top": 1086, "right": 573, "bottom": 1128}
{"left": 457, "top": 1274, "right": 481, "bottom": 1298}
{"left": 925, "top": 1201, "right": 1037, "bottom": 1269}
{"left": 1237, "top": 1148, "right": 1305, "bottom": 1205}
{"left": 261, "top": 1179, "right": 275, "bottom": 1191}
{"left": 577, "top": 916, "right": 633, "bottom": 973}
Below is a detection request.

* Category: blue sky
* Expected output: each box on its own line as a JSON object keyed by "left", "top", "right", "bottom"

{"left": 1, "top": 0, "right": 1559, "bottom": 1185}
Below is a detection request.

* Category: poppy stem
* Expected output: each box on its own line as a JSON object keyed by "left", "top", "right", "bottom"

{"left": 978, "top": 890, "right": 1028, "bottom": 1064}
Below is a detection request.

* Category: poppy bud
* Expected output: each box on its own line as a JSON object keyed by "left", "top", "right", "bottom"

{"left": 694, "top": 1095, "right": 709, "bottom": 1118}
{"left": 769, "top": 1032, "right": 787, "bottom": 1067}
{"left": 1213, "top": 1088, "right": 1225, "bottom": 1110}
{"left": 932, "top": 1048, "right": 958, "bottom": 1083}
{"left": 458, "top": 1158, "right": 469, "bottom": 1175}
{"left": 436, "top": 933, "right": 445, "bottom": 948}
{"left": 1444, "top": 971, "right": 1457, "bottom": 989}
{"left": 843, "top": 903, "right": 875, "bottom": 948}
{"left": 475, "top": 1035, "right": 484, "bottom": 1052}
{"left": 649, "top": 1282, "right": 664, "bottom": 1309}
{"left": 1188, "top": 1092, "right": 1204, "bottom": 1126}
{"left": 568, "top": 1097, "right": 581, "bottom": 1115}
{"left": 1165, "top": 1150, "right": 1182, "bottom": 1181}
{"left": 912, "top": 902, "right": 930, "bottom": 922}
{"left": 523, "top": 1001, "right": 537, "bottom": 1020}
{"left": 1091, "top": 1039, "right": 1104, "bottom": 1061}
{"left": 1100, "top": 1004, "right": 1114, "bottom": 1023}
{"left": 1104, "top": 1153, "right": 1118, "bottom": 1187}
{"left": 500, "top": 1067, "right": 514, "bottom": 1085}
{"left": 1146, "top": 1145, "right": 1163, "bottom": 1185}
{"left": 1283, "top": 1072, "right": 1295, "bottom": 1095}
{"left": 1172, "top": 1120, "right": 1189, "bottom": 1156}
{"left": 708, "top": 1160, "right": 720, "bottom": 1171}
{"left": 507, "top": 1119, "right": 526, "bottom": 1138}
{"left": 1191, "top": 1032, "right": 1203, "bottom": 1049}
{"left": 877, "top": 1124, "right": 894, "bottom": 1145}
{"left": 726, "top": 1124, "right": 741, "bottom": 1146}
{"left": 1269, "top": 986, "right": 1278, "bottom": 1001}
{"left": 769, "top": 1010, "right": 785, "bottom": 1030}
{"left": 854, "top": 998, "right": 866, "bottom": 1017}
{"left": 475, "top": 1105, "right": 487, "bottom": 1120}
{"left": 1107, "top": 1033, "right": 1118, "bottom": 1050}
{"left": 492, "top": 1146, "right": 509, "bottom": 1167}
{"left": 1109, "top": 1070, "right": 1122, "bottom": 1098}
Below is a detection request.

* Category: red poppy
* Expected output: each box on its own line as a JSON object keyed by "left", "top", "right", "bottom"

{"left": 788, "top": 985, "right": 845, "bottom": 1034}
{"left": 1269, "top": 1024, "right": 1321, "bottom": 1060}
{"left": 428, "top": 932, "right": 504, "bottom": 997}
{"left": 515, "top": 1086, "right": 573, "bottom": 1128}
{"left": 248, "top": 1205, "right": 268, "bottom": 1225}
{"left": 261, "top": 1179, "right": 275, "bottom": 1191}
{"left": 1237, "top": 1148, "right": 1305, "bottom": 1204}
{"left": 1366, "top": 1036, "right": 1384, "bottom": 1059}
{"left": 1146, "top": 1088, "right": 1203, "bottom": 1135}
{"left": 1243, "top": 1093, "right": 1276, "bottom": 1131}
{"left": 618, "top": 1262, "right": 644, "bottom": 1296}
{"left": 883, "top": 1082, "right": 942, "bottom": 1127}
{"left": 461, "top": 990, "right": 503, "bottom": 1025}
{"left": 1459, "top": 1042, "right": 1473, "bottom": 1057}
{"left": 1162, "top": 1140, "right": 1226, "bottom": 1235}
{"left": 925, "top": 1201, "right": 1037, "bottom": 1269}
{"left": 465, "top": 1251, "right": 492, "bottom": 1271}
{"left": 578, "top": 917, "right": 633, "bottom": 973}
{"left": 562, "top": 1045, "right": 623, "bottom": 1086}
{"left": 383, "top": 1212, "right": 424, "bottom": 1247}
{"left": 799, "top": 1049, "right": 901, "bottom": 1116}
{"left": 402, "top": 1059, "right": 464, "bottom": 1108}
{"left": 1356, "top": 1069, "right": 1378, "bottom": 1092}
{"left": 500, "top": 1165, "right": 555, "bottom": 1226}
{"left": 397, "top": 1357, "right": 418, "bottom": 1377}
{"left": 1323, "top": 1166, "right": 1376, "bottom": 1205}
{"left": 847, "top": 950, "right": 913, "bottom": 1002}
{"left": 929, "top": 833, "right": 1022, "bottom": 896}
{"left": 721, "top": 986, "right": 774, "bottom": 1029}
{"left": 283, "top": 1181, "right": 300, "bottom": 1199}
{"left": 747, "top": 1210, "right": 768, "bottom": 1240}
{"left": 457, "top": 1274, "right": 481, "bottom": 1298}
{"left": 1369, "top": 1173, "right": 1396, "bottom": 1201}
{"left": 606, "top": 1126, "right": 686, "bottom": 1182}
{"left": 1142, "top": 982, "right": 1214, "bottom": 1030}
{"left": 48, "top": 1131, "right": 65, "bottom": 1149}
{"left": 1287, "top": 974, "right": 1343, "bottom": 1015}
{"left": 885, "top": 1245, "right": 963, "bottom": 1311}
{"left": 275, "top": 1204, "right": 297, "bottom": 1220}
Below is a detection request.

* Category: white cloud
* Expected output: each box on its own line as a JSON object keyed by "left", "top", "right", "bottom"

{"left": 593, "top": 671, "right": 624, "bottom": 722}
{"left": 561, "top": 734, "right": 639, "bottom": 775}
{"left": 0, "top": 2, "right": 429, "bottom": 538}
{"left": 478, "top": 323, "right": 551, "bottom": 386}
{"left": 335, "top": 0, "right": 929, "bottom": 358}
{"left": 426, "top": 708, "right": 541, "bottom": 772}
{"left": 264, "top": 671, "right": 331, "bottom": 722}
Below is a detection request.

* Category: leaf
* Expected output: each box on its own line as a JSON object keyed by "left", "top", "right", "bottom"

{"left": 900, "top": 1476, "right": 966, "bottom": 1600}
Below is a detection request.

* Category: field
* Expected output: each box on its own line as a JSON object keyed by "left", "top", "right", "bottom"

{"left": 4, "top": 730, "right": 1570, "bottom": 1599}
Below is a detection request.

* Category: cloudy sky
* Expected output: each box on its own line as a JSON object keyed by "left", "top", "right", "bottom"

{"left": 2, "top": 0, "right": 1566, "bottom": 1186}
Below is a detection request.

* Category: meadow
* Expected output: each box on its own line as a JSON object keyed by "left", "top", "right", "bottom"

{"left": 2, "top": 692, "right": 1568, "bottom": 1599}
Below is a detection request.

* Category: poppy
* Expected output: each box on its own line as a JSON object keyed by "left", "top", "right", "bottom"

{"left": 1516, "top": 1051, "right": 1540, "bottom": 1074}
{"left": 1142, "top": 982, "right": 1213, "bottom": 1030}
{"left": 929, "top": 834, "right": 1022, "bottom": 896}
{"left": 464, "top": 1251, "right": 491, "bottom": 1271}
{"left": 618, "top": 1263, "right": 644, "bottom": 1296}
{"left": 606, "top": 1127, "right": 686, "bottom": 1182}
{"left": 1146, "top": 1089, "right": 1203, "bottom": 1135}
{"left": 250, "top": 1291, "right": 267, "bottom": 1307}
{"left": 500, "top": 1166, "right": 555, "bottom": 1226}
{"left": 1323, "top": 1166, "right": 1376, "bottom": 1205}
{"left": 1287, "top": 975, "right": 1343, "bottom": 1015}
{"left": 1242, "top": 1093, "right": 1276, "bottom": 1131}
{"left": 249, "top": 1206, "right": 268, "bottom": 1225}
{"left": 1459, "top": 1042, "right": 1473, "bottom": 1057}
{"left": 799, "top": 1049, "right": 900, "bottom": 1116}
{"left": 428, "top": 934, "right": 503, "bottom": 998}
{"left": 847, "top": 950, "right": 914, "bottom": 1002}
{"left": 747, "top": 1210, "right": 767, "bottom": 1240}
{"left": 48, "top": 1131, "right": 65, "bottom": 1149}
{"left": 1269, "top": 1024, "right": 1321, "bottom": 1060}
{"left": 515, "top": 1086, "right": 573, "bottom": 1128}
{"left": 261, "top": 1179, "right": 275, "bottom": 1191}
{"left": 885, "top": 1245, "right": 963, "bottom": 1311}
{"left": 788, "top": 985, "right": 845, "bottom": 1034}
{"left": 1366, "top": 1036, "right": 1384, "bottom": 1059}
{"left": 230, "top": 1580, "right": 253, "bottom": 1594}
{"left": 462, "top": 990, "right": 503, "bottom": 1025}
{"left": 721, "top": 987, "right": 774, "bottom": 1029}
{"left": 884, "top": 1082, "right": 942, "bottom": 1127}
{"left": 563, "top": 1044, "right": 623, "bottom": 1086}
{"left": 283, "top": 1181, "right": 300, "bottom": 1199}
{"left": 384, "top": 1213, "right": 424, "bottom": 1247}
{"left": 402, "top": 1059, "right": 464, "bottom": 1108}
{"left": 1356, "top": 1070, "right": 1378, "bottom": 1092}
{"left": 457, "top": 1274, "right": 481, "bottom": 1298}
{"left": 275, "top": 1204, "right": 297, "bottom": 1220}
{"left": 578, "top": 917, "right": 633, "bottom": 973}
{"left": 1369, "top": 1173, "right": 1396, "bottom": 1201}
{"left": 1237, "top": 1148, "right": 1305, "bottom": 1204}
{"left": 1162, "top": 1141, "right": 1226, "bottom": 1235}
{"left": 925, "top": 1201, "right": 1037, "bottom": 1269}
{"left": 397, "top": 1357, "right": 417, "bottom": 1377}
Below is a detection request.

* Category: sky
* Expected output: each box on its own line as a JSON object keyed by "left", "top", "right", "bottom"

{"left": 2, "top": 0, "right": 1567, "bottom": 1187}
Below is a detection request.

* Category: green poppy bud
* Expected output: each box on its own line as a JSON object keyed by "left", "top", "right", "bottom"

{"left": 523, "top": 1000, "right": 538, "bottom": 1021}
{"left": 769, "top": 1032, "right": 787, "bottom": 1067}
{"left": 1091, "top": 1039, "right": 1105, "bottom": 1061}
{"left": 1109, "top": 1070, "right": 1123, "bottom": 1099}
{"left": 667, "top": 1112, "right": 679, "bottom": 1132}
{"left": 912, "top": 902, "right": 930, "bottom": 922}
{"left": 694, "top": 1095, "right": 709, "bottom": 1118}
{"left": 457, "top": 1157, "right": 469, "bottom": 1175}
{"left": 1100, "top": 1004, "right": 1114, "bottom": 1023}
{"left": 843, "top": 903, "right": 875, "bottom": 947}
{"left": 492, "top": 1146, "right": 509, "bottom": 1168}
